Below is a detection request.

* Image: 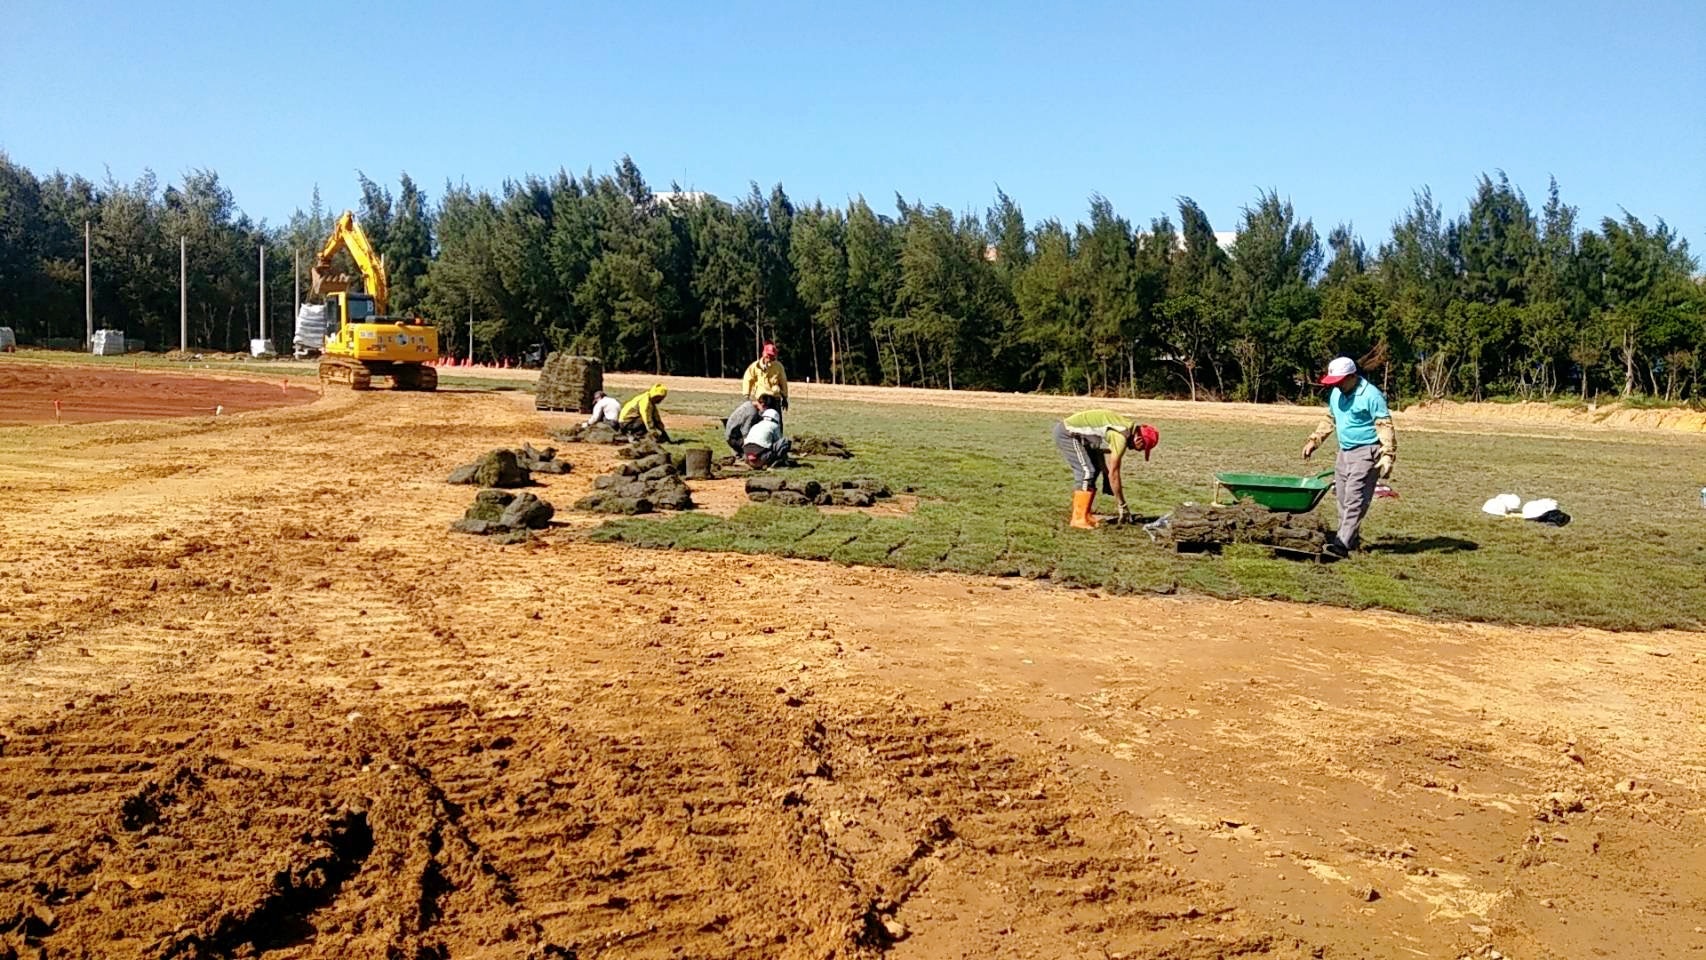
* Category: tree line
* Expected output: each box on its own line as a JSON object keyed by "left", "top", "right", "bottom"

{"left": 2, "top": 151, "right": 1701, "bottom": 402}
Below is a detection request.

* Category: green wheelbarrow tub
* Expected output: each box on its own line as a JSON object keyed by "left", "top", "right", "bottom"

{"left": 1214, "top": 470, "right": 1335, "bottom": 514}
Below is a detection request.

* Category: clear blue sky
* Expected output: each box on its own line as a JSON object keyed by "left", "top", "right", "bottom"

{"left": 4, "top": 0, "right": 1702, "bottom": 250}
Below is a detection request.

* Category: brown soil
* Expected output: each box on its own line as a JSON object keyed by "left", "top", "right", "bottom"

{"left": 1, "top": 373, "right": 1702, "bottom": 959}
{"left": 0, "top": 360, "right": 318, "bottom": 425}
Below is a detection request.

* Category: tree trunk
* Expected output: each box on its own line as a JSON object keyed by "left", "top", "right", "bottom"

{"left": 809, "top": 314, "right": 821, "bottom": 383}
{"left": 1186, "top": 361, "right": 1198, "bottom": 402}
{"left": 1622, "top": 331, "right": 1637, "bottom": 396}
{"left": 651, "top": 319, "right": 662, "bottom": 375}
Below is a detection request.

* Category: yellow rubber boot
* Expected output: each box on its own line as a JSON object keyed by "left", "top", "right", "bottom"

{"left": 1070, "top": 490, "right": 1099, "bottom": 529}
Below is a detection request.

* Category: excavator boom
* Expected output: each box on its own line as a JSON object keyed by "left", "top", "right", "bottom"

{"left": 310, "top": 211, "right": 389, "bottom": 315}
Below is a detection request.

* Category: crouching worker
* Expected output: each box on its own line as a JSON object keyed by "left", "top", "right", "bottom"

{"left": 1302, "top": 356, "right": 1395, "bottom": 558}
{"left": 583, "top": 390, "right": 621, "bottom": 427}
{"left": 618, "top": 384, "right": 671, "bottom": 442}
{"left": 742, "top": 405, "right": 791, "bottom": 468}
{"left": 724, "top": 393, "right": 781, "bottom": 456}
{"left": 1053, "top": 411, "right": 1159, "bottom": 529}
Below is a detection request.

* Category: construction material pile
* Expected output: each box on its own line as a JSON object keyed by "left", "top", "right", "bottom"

{"left": 790, "top": 435, "right": 853, "bottom": 458}
{"left": 535, "top": 353, "right": 603, "bottom": 412}
{"left": 447, "top": 446, "right": 569, "bottom": 486}
{"left": 450, "top": 490, "right": 555, "bottom": 543}
{"left": 746, "top": 476, "right": 892, "bottom": 507}
{"left": 575, "top": 438, "right": 694, "bottom": 514}
{"left": 91, "top": 329, "right": 126, "bottom": 356}
{"left": 1152, "top": 500, "right": 1329, "bottom": 556}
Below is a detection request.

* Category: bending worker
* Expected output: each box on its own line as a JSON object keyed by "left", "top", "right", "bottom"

{"left": 742, "top": 342, "right": 789, "bottom": 408}
{"left": 724, "top": 393, "right": 780, "bottom": 456}
{"left": 1053, "top": 410, "right": 1159, "bottom": 529}
{"left": 742, "top": 405, "right": 790, "bottom": 468}
{"left": 619, "top": 384, "right": 671, "bottom": 442}
{"left": 583, "top": 390, "right": 621, "bottom": 428}
{"left": 1303, "top": 356, "right": 1395, "bottom": 558}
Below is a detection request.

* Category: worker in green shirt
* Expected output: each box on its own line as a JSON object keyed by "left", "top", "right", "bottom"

{"left": 1053, "top": 411, "right": 1160, "bottom": 529}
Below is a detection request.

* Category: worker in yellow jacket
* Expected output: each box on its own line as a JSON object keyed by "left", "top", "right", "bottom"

{"left": 619, "top": 385, "right": 671, "bottom": 442}
{"left": 741, "top": 342, "right": 788, "bottom": 408}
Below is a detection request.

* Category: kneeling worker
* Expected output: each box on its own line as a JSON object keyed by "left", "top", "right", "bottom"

{"left": 724, "top": 393, "right": 780, "bottom": 456}
{"left": 1053, "top": 411, "right": 1159, "bottom": 528}
{"left": 742, "top": 405, "right": 790, "bottom": 468}
{"left": 619, "top": 384, "right": 671, "bottom": 442}
{"left": 583, "top": 390, "right": 621, "bottom": 428}
{"left": 1302, "top": 356, "right": 1395, "bottom": 558}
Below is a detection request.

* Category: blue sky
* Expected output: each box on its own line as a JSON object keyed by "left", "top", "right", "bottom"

{"left": 3, "top": 0, "right": 1702, "bottom": 249}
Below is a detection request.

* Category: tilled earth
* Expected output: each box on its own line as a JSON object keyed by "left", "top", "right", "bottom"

{"left": 1, "top": 379, "right": 1702, "bottom": 959}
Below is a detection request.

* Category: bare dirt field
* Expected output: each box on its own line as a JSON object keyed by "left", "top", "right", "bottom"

{"left": 1, "top": 365, "right": 1702, "bottom": 959}
{"left": 0, "top": 362, "right": 318, "bottom": 425}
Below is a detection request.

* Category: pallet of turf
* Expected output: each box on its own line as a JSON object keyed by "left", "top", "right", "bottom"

{"left": 535, "top": 353, "right": 604, "bottom": 412}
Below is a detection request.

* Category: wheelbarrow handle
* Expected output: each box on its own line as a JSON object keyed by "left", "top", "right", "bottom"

{"left": 1311, "top": 469, "right": 1335, "bottom": 480}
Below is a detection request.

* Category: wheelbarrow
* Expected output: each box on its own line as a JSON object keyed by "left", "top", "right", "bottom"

{"left": 1212, "top": 470, "right": 1336, "bottom": 514}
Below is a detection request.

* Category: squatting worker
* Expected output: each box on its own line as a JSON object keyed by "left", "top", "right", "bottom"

{"left": 725, "top": 393, "right": 780, "bottom": 456}
{"left": 1053, "top": 411, "right": 1159, "bottom": 529}
{"left": 1303, "top": 356, "right": 1396, "bottom": 557}
{"left": 743, "top": 406, "right": 790, "bottom": 468}
{"left": 619, "top": 384, "right": 671, "bottom": 443}
{"left": 583, "top": 390, "right": 621, "bottom": 428}
{"left": 742, "top": 342, "right": 789, "bottom": 408}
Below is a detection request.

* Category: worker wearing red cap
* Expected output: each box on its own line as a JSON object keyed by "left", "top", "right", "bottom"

{"left": 1054, "top": 411, "right": 1159, "bottom": 529}
{"left": 742, "top": 342, "right": 789, "bottom": 409}
{"left": 1303, "top": 356, "right": 1396, "bottom": 558}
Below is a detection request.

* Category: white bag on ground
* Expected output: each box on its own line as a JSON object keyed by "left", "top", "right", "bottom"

{"left": 1520, "top": 498, "right": 1560, "bottom": 520}
{"left": 1482, "top": 493, "right": 1521, "bottom": 516}
{"left": 91, "top": 329, "right": 126, "bottom": 355}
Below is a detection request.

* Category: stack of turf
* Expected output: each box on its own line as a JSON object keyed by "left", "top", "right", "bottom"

{"left": 535, "top": 353, "right": 603, "bottom": 412}
{"left": 447, "top": 445, "right": 569, "bottom": 485}
{"left": 746, "top": 476, "right": 891, "bottom": 508}
{"left": 450, "top": 490, "right": 555, "bottom": 543}
{"left": 790, "top": 435, "right": 853, "bottom": 458}
{"left": 446, "top": 449, "right": 533, "bottom": 487}
{"left": 575, "top": 438, "right": 694, "bottom": 514}
{"left": 1158, "top": 499, "right": 1328, "bottom": 555}
{"left": 553, "top": 422, "right": 622, "bottom": 445}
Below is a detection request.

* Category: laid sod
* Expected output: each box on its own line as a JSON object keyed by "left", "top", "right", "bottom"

{"left": 605, "top": 391, "right": 1706, "bottom": 630}
{"left": 589, "top": 390, "right": 1706, "bottom": 628}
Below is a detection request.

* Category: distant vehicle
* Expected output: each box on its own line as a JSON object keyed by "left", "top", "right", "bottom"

{"left": 522, "top": 343, "right": 548, "bottom": 368}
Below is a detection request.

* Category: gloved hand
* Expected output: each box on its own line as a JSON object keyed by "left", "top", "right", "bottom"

{"left": 1377, "top": 454, "right": 1394, "bottom": 479}
{"left": 1302, "top": 439, "right": 1318, "bottom": 460}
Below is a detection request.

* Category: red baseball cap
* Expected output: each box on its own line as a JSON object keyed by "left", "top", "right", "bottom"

{"left": 762, "top": 342, "right": 778, "bottom": 359}
{"left": 1136, "top": 424, "right": 1159, "bottom": 460}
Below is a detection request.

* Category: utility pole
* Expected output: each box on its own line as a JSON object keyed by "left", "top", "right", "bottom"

{"left": 468, "top": 302, "right": 474, "bottom": 363}
{"left": 84, "top": 221, "right": 93, "bottom": 350}
{"left": 258, "top": 244, "right": 266, "bottom": 348}
{"left": 179, "top": 236, "right": 187, "bottom": 350}
{"left": 293, "top": 249, "right": 301, "bottom": 322}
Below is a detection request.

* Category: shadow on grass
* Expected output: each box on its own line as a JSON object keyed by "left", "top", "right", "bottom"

{"left": 1364, "top": 536, "right": 1479, "bottom": 555}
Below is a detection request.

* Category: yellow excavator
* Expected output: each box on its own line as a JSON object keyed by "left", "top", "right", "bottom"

{"left": 310, "top": 210, "right": 438, "bottom": 391}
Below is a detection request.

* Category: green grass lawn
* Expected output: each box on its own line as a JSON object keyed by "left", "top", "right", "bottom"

{"left": 591, "top": 390, "right": 1706, "bottom": 630}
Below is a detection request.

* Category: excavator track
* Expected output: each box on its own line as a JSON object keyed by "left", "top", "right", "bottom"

{"left": 318, "top": 357, "right": 373, "bottom": 391}
{"left": 391, "top": 364, "right": 438, "bottom": 392}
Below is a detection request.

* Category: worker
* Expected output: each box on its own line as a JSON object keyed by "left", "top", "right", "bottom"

{"left": 618, "top": 384, "right": 671, "bottom": 442}
{"left": 724, "top": 393, "right": 780, "bottom": 456}
{"left": 583, "top": 390, "right": 621, "bottom": 428}
{"left": 1302, "top": 356, "right": 1396, "bottom": 558}
{"left": 741, "top": 342, "right": 789, "bottom": 408}
{"left": 742, "top": 406, "right": 790, "bottom": 468}
{"left": 1053, "top": 411, "right": 1159, "bottom": 529}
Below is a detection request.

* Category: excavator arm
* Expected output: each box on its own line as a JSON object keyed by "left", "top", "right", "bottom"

{"left": 310, "top": 211, "right": 389, "bottom": 315}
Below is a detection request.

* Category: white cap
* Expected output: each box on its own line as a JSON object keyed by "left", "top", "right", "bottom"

{"left": 1320, "top": 356, "right": 1357, "bottom": 385}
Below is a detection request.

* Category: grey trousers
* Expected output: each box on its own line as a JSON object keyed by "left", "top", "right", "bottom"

{"left": 1334, "top": 443, "right": 1382, "bottom": 549}
{"left": 1052, "top": 422, "right": 1107, "bottom": 491}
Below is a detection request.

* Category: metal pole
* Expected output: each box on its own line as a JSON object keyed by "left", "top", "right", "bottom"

{"left": 84, "top": 221, "right": 93, "bottom": 350}
{"left": 293, "top": 249, "right": 300, "bottom": 321}
{"left": 258, "top": 244, "right": 266, "bottom": 347}
{"left": 180, "top": 236, "right": 187, "bottom": 350}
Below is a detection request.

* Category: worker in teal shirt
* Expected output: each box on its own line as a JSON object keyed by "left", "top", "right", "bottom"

{"left": 1302, "top": 357, "right": 1397, "bottom": 558}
